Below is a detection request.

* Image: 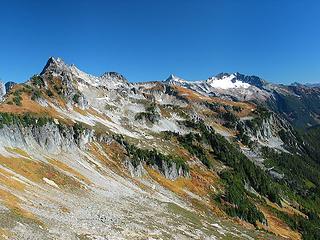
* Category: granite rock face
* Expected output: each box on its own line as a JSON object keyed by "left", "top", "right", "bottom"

{"left": 0, "top": 121, "right": 94, "bottom": 154}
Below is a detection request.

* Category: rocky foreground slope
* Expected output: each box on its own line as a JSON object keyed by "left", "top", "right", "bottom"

{"left": 0, "top": 58, "right": 319, "bottom": 240}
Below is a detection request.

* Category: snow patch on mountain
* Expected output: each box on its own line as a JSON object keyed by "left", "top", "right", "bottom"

{"left": 206, "top": 73, "right": 251, "bottom": 89}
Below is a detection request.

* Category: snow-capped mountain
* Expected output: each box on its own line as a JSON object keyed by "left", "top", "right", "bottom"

{"left": 206, "top": 73, "right": 251, "bottom": 89}
{"left": 163, "top": 72, "right": 271, "bottom": 101}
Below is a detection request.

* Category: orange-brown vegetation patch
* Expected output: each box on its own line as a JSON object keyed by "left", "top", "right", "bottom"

{"left": 146, "top": 165, "right": 222, "bottom": 212}
{"left": 210, "top": 122, "right": 237, "bottom": 136}
{"left": 159, "top": 106, "right": 171, "bottom": 118}
{"left": 0, "top": 93, "right": 63, "bottom": 120}
{"left": 172, "top": 86, "right": 255, "bottom": 118}
{"left": 73, "top": 107, "right": 113, "bottom": 123}
{"left": 73, "top": 106, "right": 88, "bottom": 116}
{"left": 208, "top": 97, "right": 255, "bottom": 118}
{"left": 146, "top": 166, "right": 225, "bottom": 217}
{"left": 0, "top": 188, "right": 40, "bottom": 224}
{"left": 59, "top": 206, "right": 70, "bottom": 214}
{"left": 87, "top": 108, "right": 112, "bottom": 122}
{"left": 173, "top": 86, "right": 211, "bottom": 102}
{"left": 146, "top": 82, "right": 165, "bottom": 92}
{"left": 0, "top": 154, "right": 82, "bottom": 189}
{"left": 171, "top": 146, "right": 192, "bottom": 161}
{"left": 102, "top": 141, "right": 126, "bottom": 162}
{"left": 5, "top": 147, "right": 31, "bottom": 159}
{"left": 0, "top": 228, "right": 12, "bottom": 239}
{"left": 201, "top": 108, "right": 217, "bottom": 118}
{"left": 188, "top": 167, "right": 221, "bottom": 196}
{"left": 89, "top": 142, "right": 126, "bottom": 175}
{"left": 257, "top": 206, "right": 302, "bottom": 240}
{"left": 146, "top": 167, "right": 185, "bottom": 195}
{"left": 266, "top": 198, "right": 307, "bottom": 218}
{"left": 47, "top": 158, "right": 91, "bottom": 185}
{"left": 0, "top": 167, "right": 25, "bottom": 191}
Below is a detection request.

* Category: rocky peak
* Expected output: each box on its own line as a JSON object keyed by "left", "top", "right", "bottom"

{"left": 40, "top": 57, "right": 130, "bottom": 89}
{"left": 100, "top": 72, "right": 128, "bottom": 84}
{"left": 40, "top": 57, "right": 69, "bottom": 75}
{"left": 164, "top": 74, "right": 187, "bottom": 85}
{"left": 233, "top": 72, "right": 267, "bottom": 88}
{"left": 5, "top": 81, "right": 16, "bottom": 92}
{"left": 214, "top": 72, "right": 233, "bottom": 80}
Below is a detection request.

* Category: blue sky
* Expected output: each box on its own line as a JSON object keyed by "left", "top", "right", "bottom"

{"left": 0, "top": 0, "right": 319, "bottom": 84}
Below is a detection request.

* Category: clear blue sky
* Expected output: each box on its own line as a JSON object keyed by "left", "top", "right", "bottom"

{"left": 0, "top": 0, "right": 319, "bottom": 84}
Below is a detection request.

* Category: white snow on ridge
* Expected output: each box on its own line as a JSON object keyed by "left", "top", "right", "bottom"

{"left": 206, "top": 74, "right": 251, "bottom": 89}
{"left": 164, "top": 73, "right": 252, "bottom": 91}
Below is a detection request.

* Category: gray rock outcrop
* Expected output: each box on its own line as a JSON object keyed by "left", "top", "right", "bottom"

{"left": 0, "top": 81, "right": 6, "bottom": 100}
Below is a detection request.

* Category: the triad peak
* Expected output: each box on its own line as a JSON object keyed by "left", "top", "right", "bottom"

{"left": 100, "top": 72, "right": 128, "bottom": 83}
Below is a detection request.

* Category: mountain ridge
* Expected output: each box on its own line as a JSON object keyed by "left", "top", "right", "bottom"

{"left": 0, "top": 57, "right": 319, "bottom": 239}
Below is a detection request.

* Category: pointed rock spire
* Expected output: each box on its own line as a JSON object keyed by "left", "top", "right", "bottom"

{"left": 40, "top": 57, "right": 67, "bottom": 75}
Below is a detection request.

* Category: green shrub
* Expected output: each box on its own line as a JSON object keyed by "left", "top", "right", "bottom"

{"left": 31, "top": 89, "right": 41, "bottom": 100}
{"left": 73, "top": 93, "right": 80, "bottom": 104}
{"left": 0, "top": 112, "right": 53, "bottom": 129}
{"left": 177, "top": 132, "right": 212, "bottom": 168}
{"left": 181, "top": 119, "right": 281, "bottom": 205}
{"left": 135, "top": 102, "right": 160, "bottom": 124}
{"left": 31, "top": 75, "right": 45, "bottom": 88}
{"left": 218, "top": 111, "right": 239, "bottom": 128}
{"left": 13, "top": 95, "right": 22, "bottom": 106}
{"left": 221, "top": 172, "right": 266, "bottom": 226}
{"left": 46, "top": 89, "right": 54, "bottom": 97}
{"left": 114, "top": 136, "right": 189, "bottom": 176}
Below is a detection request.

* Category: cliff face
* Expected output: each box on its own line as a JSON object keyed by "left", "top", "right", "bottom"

{"left": 0, "top": 121, "right": 93, "bottom": 154}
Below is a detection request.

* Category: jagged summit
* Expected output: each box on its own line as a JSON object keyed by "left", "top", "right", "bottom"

{"left": 164, "top": 74, "right": 187, "bottom": 84}
{"left": 214, "top": 72, "right": 232, "bottom": 79}
{"left": 100, "top": 72, "right": 128, "bottom": 83}
{"left": 232, "top": 72, "right": 267, "bottom": 88}
{"left": 40, "top": 57, "right": 129, "bottom": 88}
{"left": 40, "top": 57, "right": 66, "bottom": 75}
